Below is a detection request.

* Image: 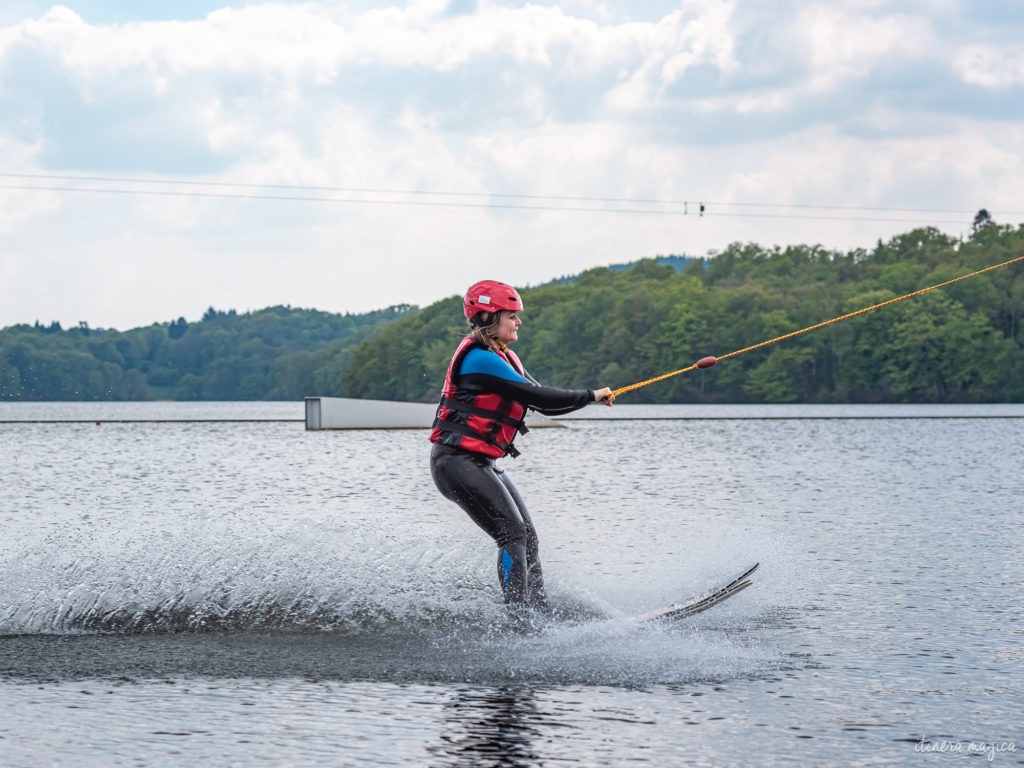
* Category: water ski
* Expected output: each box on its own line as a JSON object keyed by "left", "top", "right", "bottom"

{"left": 637, "top": 562, "right": 759, "bottom": 623}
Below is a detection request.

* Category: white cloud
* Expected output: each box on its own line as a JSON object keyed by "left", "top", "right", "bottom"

{"left": 0, "top": 1, "right": 1022, "bottom": 330}
{"left": 792, "top": 4, "right": 935, "bottom": 92}
{"left": 604, "top": 1, "right": 737, "bottom": 110}
{"left": 954, "top": 44, "right": 1024, "bottom": 88}
{"left": 0, "top": 136, "right": 59, "bottom": 235}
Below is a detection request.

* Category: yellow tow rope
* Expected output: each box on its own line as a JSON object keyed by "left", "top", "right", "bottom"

{"left": 611, "top": 252, "right": 1024, "bottom": 399}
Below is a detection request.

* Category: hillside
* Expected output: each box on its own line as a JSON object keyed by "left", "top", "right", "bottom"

{"left": 0, "top": 304, "right": 414, "bottom": 401}
{"left": 3, "top": 222, "right": 1023, "bottom": 403}
{"left": 343, "top": 224, "right": 1024, "bottom": 404}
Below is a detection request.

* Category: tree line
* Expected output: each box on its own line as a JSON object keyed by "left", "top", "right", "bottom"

{"left": 345, "top": 222, "right": 1024, "bottom": 404}
{"left": 2, "top": 221, "right": 1022, "bottom": 403}
{"left": 0, "top": 305, "right": 414, "bottom": 401}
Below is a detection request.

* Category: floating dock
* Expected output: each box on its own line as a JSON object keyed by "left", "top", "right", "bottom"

{"left": 304, "top": 396, "right": 564, "bottom": 430}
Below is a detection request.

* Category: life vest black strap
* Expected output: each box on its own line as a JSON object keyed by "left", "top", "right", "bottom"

{"left": 431, "top": 416, "right": 521, "bottom": 458}
{"left": 438, "top": 396, "right": 529, "bottom": 436}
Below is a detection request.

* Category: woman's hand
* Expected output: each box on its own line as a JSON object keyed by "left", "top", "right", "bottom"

{"left": 593, "top": 387, "right": 614, "bottom": 406}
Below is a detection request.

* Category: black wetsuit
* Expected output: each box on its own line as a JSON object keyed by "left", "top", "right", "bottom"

{"left": 430, "top": 343, "right": 594, "bottom": 611}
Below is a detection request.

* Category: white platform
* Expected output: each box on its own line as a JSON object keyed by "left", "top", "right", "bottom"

{"left": 304, "top": 396, "right": 564, "bottom": 430}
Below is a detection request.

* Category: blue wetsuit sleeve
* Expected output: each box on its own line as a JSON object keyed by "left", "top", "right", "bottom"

{"left": 460, "top": 348, "right": 529, "bottom": 382}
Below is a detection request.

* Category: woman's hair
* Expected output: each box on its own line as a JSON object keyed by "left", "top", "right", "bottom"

{"left": 468, "top": 310, "right": 504, "bottom": 347}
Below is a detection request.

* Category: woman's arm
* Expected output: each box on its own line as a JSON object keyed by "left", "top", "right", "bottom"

{"left": 459, "top": 373, "right": 594, "bottom": 413}
{"left": 458, "top": 347, "right": 611, "bottom": 414}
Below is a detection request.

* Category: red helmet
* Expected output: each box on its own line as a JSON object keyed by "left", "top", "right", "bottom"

{"left": 463, "top": 280, "right": 524, "bottom": 319}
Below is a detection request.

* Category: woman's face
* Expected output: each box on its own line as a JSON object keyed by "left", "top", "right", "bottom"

{"left": 495, "top": 311, "right": 522, "bottom": 345}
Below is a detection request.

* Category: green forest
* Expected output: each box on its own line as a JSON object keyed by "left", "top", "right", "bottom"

{"left": 0, "top": 304, "right": 415, "bottom": 401}
{"left": 3, "top": 221, "right": 1023, "bottom": 403}
{"left": 344, "top": 222, "right": 1024, "bottom": 404}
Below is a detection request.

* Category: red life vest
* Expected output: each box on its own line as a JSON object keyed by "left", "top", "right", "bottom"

{"left": 430, "top": 336, "right": 530, "bottom": 458}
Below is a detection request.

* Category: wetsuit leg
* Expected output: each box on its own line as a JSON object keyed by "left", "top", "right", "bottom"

{"left": 430, "top": 444, "right": 547, "bottom": 609}
{"left": 493, "top": 467, "right": 547, "bottom": 608}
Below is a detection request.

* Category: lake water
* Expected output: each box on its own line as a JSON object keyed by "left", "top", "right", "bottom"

{"left": 1, "top": 402, "right": 1021, "bottom": 766}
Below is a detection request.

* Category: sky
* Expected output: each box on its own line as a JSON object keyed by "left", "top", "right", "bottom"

{"left": 1, "top": 1, "right": 1023, "bottom": 330}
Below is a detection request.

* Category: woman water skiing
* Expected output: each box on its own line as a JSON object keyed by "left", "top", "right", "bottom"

{"left": 429, "top": 280, "right": 613, "bottom": 622}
